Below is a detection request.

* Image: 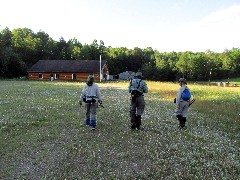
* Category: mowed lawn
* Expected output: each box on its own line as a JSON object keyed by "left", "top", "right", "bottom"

{"left": 0, "top": 80, "right": 239, "bottom": 179}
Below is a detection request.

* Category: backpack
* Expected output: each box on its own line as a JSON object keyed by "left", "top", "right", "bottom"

{"left": 181, "top": 88, "right": 191, "bottom": 101}
{"left": 130, "top": 79, "right": 142, "bottom": 95}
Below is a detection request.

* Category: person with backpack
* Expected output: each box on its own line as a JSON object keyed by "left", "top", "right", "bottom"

{"left": 175, "top": 78, "right": 191, "bottom": 129}
{"left": 79, "top": 75, "right": 103, "bottom": 130}
{"left": 128, "top": 72, "right": 148, "bottom": 130}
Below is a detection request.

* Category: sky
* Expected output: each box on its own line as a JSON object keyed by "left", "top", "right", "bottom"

{"left": 1, "top": 0, "right": 240, "bottom": 52}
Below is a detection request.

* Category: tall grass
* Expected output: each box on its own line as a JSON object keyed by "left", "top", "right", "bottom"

{"left": 147, "top": 81, "right": 240, "bottom": 137}
{"left": 0, "top": 80, "right": 239, "bottom": 179}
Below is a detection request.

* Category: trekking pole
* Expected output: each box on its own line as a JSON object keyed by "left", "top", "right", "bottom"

{"left": 78, "top": 101, "right": 83, "bottom": 115}
{"left": 189, "top": 99, "right": 196, "bottom": 107}
{"left": 99, "top": 102, "right": 104, "bottom": 108}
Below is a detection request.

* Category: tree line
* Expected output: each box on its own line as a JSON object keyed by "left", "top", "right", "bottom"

{"left": 0, "top": 27, "right": 240, "bottom": 81}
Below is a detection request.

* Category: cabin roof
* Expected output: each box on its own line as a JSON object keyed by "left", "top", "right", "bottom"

{"left": 28, "top": 60, "right": 106, "bottom": 73}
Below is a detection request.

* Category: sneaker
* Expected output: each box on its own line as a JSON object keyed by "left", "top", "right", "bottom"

{"left": 92, "top": 127, "right": 95, "bottom": 130}
{"left": 179, "top": 124, "right": 186, "bottom": 130}
{"left": 86, "top": 119, "right": 90, "bottom": 126}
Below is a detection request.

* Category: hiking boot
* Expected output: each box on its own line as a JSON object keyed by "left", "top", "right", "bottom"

{"left": 136, "top": 126, "right": 143, "bottom": 130}
{"left": 136, "top": 115, "right": 142, "bottom": 129}
{"left": 131, "top": 124, "right": 136, "bottom": 129}
{"left": 179, "top": 123, "right": 186, "bottom": 129}
{"left": 179, "top": 117, "right": 186, "bottom": 129}
{"left": 176, "top": 114, "right": 182, "bottom": 120}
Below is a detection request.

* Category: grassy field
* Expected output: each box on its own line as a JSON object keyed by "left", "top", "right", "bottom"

{"left": 0, "top": 80, "right": 239, "bottom": 179}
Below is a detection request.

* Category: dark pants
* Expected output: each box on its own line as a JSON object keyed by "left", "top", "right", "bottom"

{"left": 177, "top": 115, "right": 186, "bottom": 128}
{"left": 130, "top": 95, "right": 145, "bottom": 129}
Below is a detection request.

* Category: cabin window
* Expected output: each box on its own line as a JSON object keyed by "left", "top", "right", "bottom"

{"left": 55, "top": 74, "right": 59, "bottom": 79}
{"left": 39, "top": 73, "right": 43, "bottom": 79}
{"left": 72, "top": 74, "right": 76, "bottom": 80}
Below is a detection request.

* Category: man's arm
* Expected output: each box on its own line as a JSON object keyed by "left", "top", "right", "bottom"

{"left": 95, "top": 84, "right": 102, "bottom": 102}
{"left": 143, "top": 81, "right": 148, "bottom": 93}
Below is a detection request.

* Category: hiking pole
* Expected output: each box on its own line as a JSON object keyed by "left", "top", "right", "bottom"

{"left": 99, "top": 102, "right": 104, "bottom": 108}
{"left": 78, "top": 101, "right": 83, "bottom": 115}
{"left": 189, "top": 99, "right": 196, "bottom": 107}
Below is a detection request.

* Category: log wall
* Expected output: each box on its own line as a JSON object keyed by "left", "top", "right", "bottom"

{"left": 28, "top": 72, "right": 101, "bottom": 81}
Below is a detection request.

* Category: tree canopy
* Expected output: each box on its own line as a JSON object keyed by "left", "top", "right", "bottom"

{"left": 0, "top": 27, "right": 240, "bottom": 81}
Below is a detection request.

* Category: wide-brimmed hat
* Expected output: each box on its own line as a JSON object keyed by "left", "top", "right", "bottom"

{"left": 178, "top": 78, "right": 187, "bottom": 83}
{"left": 135, "top": 72, "right": 142, "bottom": 77}
{"left": 87, "top": 75, "right": 94, "bottom": 86}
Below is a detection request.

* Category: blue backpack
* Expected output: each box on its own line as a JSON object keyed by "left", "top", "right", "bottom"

{"left": 181, "top": 88, "right": 191, "bottom": 101}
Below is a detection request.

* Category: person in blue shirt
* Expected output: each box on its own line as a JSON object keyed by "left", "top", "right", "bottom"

{"left": 175, "top": 78, "right": 191, "bottom": 129}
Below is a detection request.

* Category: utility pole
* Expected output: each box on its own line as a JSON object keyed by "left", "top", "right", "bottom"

{"left": 100, "top": 54, "right": 102, "bottom": 82}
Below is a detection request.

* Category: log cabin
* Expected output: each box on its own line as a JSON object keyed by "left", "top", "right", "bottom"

{"left": 27, "top": 60, "right": 109, "bottom": 81}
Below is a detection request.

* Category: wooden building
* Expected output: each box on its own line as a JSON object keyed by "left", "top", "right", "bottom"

{"left": 27, "top": 60, "right": 109, "bottom": 81}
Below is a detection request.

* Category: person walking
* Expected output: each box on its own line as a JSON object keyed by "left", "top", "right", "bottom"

{"left": 175, "top": 78, "right": 191, "bottom": 129}
{"left": 128, "top": 72, "right": 148, "bottom": 130}
{"left": 79, "top": 75, "right": 103, "bottom": 130}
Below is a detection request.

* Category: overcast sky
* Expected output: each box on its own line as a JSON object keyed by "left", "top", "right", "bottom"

{"left": 1, "top": 0, "right": 240, "bottom": 52}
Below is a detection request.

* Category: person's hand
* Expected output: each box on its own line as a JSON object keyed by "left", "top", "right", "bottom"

{"left": 175, "top": 108, "right": 181, "bottom": 114}
{"left": 79, "top": 100, "right": 82, "bottom": 106}
{"left": 174, "top": 98, "right": 176, "bottom": 103}
{"left": 99, "top": 100, "right": 104, "bottom": 108}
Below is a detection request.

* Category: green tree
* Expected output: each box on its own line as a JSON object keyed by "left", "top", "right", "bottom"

{"left": 228, "top": 48, "right": 240, "bottom": 76}
{"left": 176, "top": 51, "right": 193, "bottom": 80}
{"left": 107, "top": 47, "right": 131, "bottom": 74}
{"left": 154, "top": 51, "right": 177, "bottom": 81}
{"left": 189, "top": 53, "right": 208, "bottom": 80}
{"left": 0, "top": 27, "right": 13, "bottom": 76}
{"left": 79, "top": 44, "right": 92, "bottom": 60}
{"left": 205, "top": 50, "right": 221, "bottom": 81}
{"left": 11, "top": 28, "right": 38, "bottom": 66}
{"left": 1, "top": 47, "right": 25, "bottom": 77}
{"left": 35, "top": 31, "right": 54, "bottom": 61}
{"left": 57, "top": 37, "right": 71, "bottom": 60}
{"left": 70, "top": 38, "right": 82, "bottom": 60}
{"left": 129, "top": 47, "right": 144, "bottom": 71}
{"left": 0, "top": 27, "right": 12, "bottom": 48}
{"left": 143, "top": 47, "right": 155, "bottom": 67}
